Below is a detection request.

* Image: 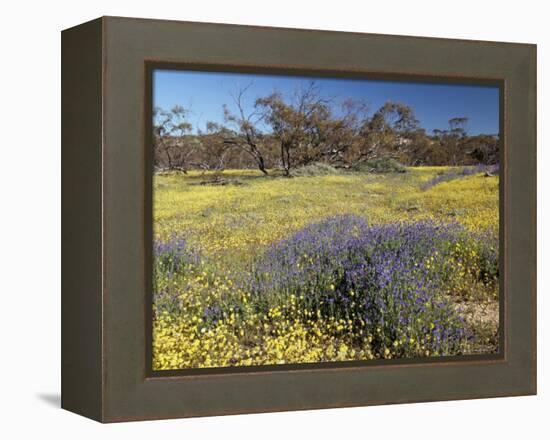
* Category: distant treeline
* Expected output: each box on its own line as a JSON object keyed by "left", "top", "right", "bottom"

{"left": 153, "top": 82, "right": 499, "bottom": 175}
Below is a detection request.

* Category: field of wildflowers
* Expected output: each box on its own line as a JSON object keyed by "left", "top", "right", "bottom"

{"left": 152, "top": 166, "right": 499, "bottom": 370}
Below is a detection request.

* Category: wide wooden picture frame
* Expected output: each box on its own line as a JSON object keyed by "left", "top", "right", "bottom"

{"left": 61, "top": 16, "right": 536, "bottom": 422}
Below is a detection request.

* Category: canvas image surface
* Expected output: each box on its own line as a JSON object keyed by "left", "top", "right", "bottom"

{"left": 151, "top": 69, "right": 500, "bottom": 371}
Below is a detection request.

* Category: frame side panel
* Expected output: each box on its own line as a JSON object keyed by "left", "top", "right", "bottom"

{"left": 61, "top": 18, "right": 104, "bottom": 421}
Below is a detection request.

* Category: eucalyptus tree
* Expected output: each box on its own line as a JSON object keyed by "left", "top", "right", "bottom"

{"left": 152, "top": 105, "right": 196, "bottom": 172}
{"left": 221, "top": 84, "right": 270, "bottom": 175}
{"left": 349, "top": 101, "right": 420, "bottom": 164}
{"left": 256, "top": 82, "right": 337, "bottom": 175}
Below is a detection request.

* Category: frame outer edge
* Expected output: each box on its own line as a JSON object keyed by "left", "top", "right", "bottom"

{"left": 530, "top": 43, "right": 537, "bottom": 396}
{"left": 61, "top": 17, "right": 104, "bottom": 422}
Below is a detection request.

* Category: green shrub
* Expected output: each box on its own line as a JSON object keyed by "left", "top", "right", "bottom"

{"left": 355, "top": 157, "right": 406, "bottom": 173}
{"left": 290, "top": 162, "right": 340, "bottom": 176}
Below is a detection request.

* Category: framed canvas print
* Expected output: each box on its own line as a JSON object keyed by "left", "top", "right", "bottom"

{"left": 61, "top": 16, "right": 536, "bottom": 422}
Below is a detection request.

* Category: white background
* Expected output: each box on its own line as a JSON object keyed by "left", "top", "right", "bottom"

{"left": 0, "top": 0, "right": 546, "bottom": 437}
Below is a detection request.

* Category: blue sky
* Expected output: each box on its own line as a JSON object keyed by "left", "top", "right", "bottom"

{"left": 153, "top": 69, "right": 499, "bottom": 135}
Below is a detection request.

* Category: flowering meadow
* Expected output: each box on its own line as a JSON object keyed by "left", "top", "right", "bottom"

{"left": 152, "top": 166, "right": 499, "bottom": 370}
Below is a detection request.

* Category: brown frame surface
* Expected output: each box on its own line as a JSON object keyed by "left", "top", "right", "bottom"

{"left": 62, "top": 16, "right": 536, "bottom": 423}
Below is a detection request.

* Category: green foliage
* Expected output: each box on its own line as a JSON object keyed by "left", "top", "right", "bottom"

{"left": 354, "top": 157, "right": 407, "bottom": 173}
{"left": 290, "top": 162, "right": 340, "bottom": 177}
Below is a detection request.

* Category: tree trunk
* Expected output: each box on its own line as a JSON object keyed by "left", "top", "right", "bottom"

{"left": 281, "top": 142, "right": 291, "bottom": 176}
{"left": 257, "top": 156, "right": 269, "bottom": 175}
